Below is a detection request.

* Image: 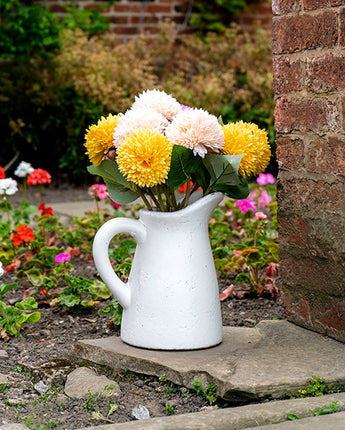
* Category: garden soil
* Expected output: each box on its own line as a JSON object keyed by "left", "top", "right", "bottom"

{"left": 0, "top": 183, "right": 286, "bottom": 429}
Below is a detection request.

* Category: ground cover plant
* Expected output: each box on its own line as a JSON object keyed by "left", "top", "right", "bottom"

{"left": 0, "top": 161, "right": 282, "bottom": 428}
{"left": 0, "top": 160, "right": 279, "bottom": 340}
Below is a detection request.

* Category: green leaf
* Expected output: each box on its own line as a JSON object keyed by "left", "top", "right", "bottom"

{"left": 287, "top": 414, "right": 300, "bottom": 421}
{"left": 87, "top": 160, "right": 139, "bottom": 204}
{"left": 23, "top": 312, "right": 41, "bottom": 324}
{"left": 0, "top": 283, "right": 18, "bottom": 298}
{"left": 167, "top": 145, "right": 196, "bottom": 187}
{"left": 60, "top": 294, "right": 80, "bottom": 308}
{"left": 203, "top": 153, "right": 240, "bottom": 188}
{"left": 15, "top": 297, "right": 38, "bottom": 310}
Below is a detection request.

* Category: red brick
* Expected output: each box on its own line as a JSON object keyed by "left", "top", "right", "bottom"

{"left": 131, "top": 16, "right": 159, "bottom": 24}
{"left": 278, "top": 213, "right": 307, "bottom": 247}
{"left": 304, "top": 0, "right": 343, "bottom": 10}
{"left": 114, "top": 4, "right": 143, "bottom": 13}
{"left": 306, "top": 54, "right": 345, "bottom": 92}
{"left": 306, "top": 215, "right": 345, "bottom": 256}
{"left": 146, "top": 4, "right": 171, "bottom": 13}
{"left": 306, "top": 136, "right": 345, "bottom": 174}
{"left": 112, "top": 26, "right": 138, "bottom": 35}
{"left": 275, "top": 97, "right": 340, "bottom": 134}
{"left": 277, "top": 177, "right": 344, "bottom": 213}
{"left": 273, "top": 57, "right": 303, "bottom": 94}
{"left": 319, "top": 302, "right": 345, "bottom": 332}
{"left": 109, "top": 16, "right": 129, "bottom": 24}
{"left": 276, "top": 136, "right": 305, "bottom": 171}
{"left": 49, "top": 4, "right": 67, "bottom": 13}
{"left": 272, "top": 0, "right": 301, "bottom": 15}
{"left": 272, "top": 11, "right": 337, "bottom": 54}
{"left": 84, "top": 4, "right": 111, "bottom": 12}
{"left": 340, "top": 7, "right": 345, "bottom": 46}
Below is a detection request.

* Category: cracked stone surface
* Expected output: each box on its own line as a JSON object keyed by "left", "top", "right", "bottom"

{"left": 74, "top": 320, "right": 345, "bottom": 403}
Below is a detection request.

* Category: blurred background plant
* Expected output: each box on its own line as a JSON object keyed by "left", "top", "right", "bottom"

{"left": 0, "top": 1, "right": 274, "bottom": 182}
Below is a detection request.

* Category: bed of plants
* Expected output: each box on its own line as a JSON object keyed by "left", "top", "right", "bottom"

{"left": 0, "top": 160, "right": 279, "bottom": 340}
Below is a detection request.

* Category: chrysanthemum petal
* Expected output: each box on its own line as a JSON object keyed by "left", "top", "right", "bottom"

{"left": 222, "top": 121, "right": 271, "bottom": 177}
{"left": 117, "top": 129, "right": 173, "bottom": 188}
{"left": 132, "top": 89, "right": 182, "bottom": 121}
{"left": 85, "top": 114, "right": 119, "bottom": 166}
{"left": 113, "top": 108, "right": 169, "bottom": 148}
{"left": 165, "top": 108, "right": 225, "bottom": 157}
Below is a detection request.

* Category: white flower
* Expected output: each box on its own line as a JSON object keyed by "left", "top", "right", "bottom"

{"left": 165, "top": 108, "right": 225, "bottom": 157}
{"left": 14, "top": 161, "right": 34, "bottom": 177}
{"left": 113, "top": 108, "right": 169, "bottom": 148}
{"left": 0, "top": 262, "right": 3, "bottom": 278}
{"left": 0, "top": 178, "right": 18, "bottom": 196}
{"left": 132, "top": 89, "right": 182, "bottom": 122}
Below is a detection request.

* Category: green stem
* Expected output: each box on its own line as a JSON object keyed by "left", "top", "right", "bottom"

{"left": 161, "top": 184, "right": 176, "bottom": 211}
{"left": 21, "top": 178, "right": 27, "bottom": 207}
{"left": 134, "top": 185, "right": 153, "bottom": 211}
{"left": 154, "top": 186, "right": 166, "bottom": 212}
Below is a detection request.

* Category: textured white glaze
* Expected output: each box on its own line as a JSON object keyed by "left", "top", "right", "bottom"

{"left": 93, "top": 192, "right": 224, "bottom": 350}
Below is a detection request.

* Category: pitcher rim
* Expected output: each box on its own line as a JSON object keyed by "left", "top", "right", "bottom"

{"left": 139, "top": 191, "right": 223, "bottom": 219}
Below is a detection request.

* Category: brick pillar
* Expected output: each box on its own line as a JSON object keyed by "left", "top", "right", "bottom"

{"left": 272, "top": 1, "right": 345, "bottom": 341}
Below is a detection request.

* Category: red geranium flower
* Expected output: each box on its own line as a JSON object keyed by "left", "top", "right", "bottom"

{"left": 27, "top": 168, "right": 51, "bottom": 185}
{"left": 0, "top": 166, "right": 5, "bottom": 179}
{"left": 11, "top": 223, "right": 35, "bottom": 246}
{"left": 178, "top": 181, "right": 201, "bottom": 193}
{"left": 38, "top": 202, "right": 54, "bottom": 216}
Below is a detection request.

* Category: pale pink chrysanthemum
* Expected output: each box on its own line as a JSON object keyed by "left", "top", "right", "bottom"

{"left": 113, "top": 108, "right": 169, "bottom": 148}
{"left": 165, "top": 108, "right": 225, "bottom": 157}
{"left": 131, "top": 89, "right": 182, "bottom": 121}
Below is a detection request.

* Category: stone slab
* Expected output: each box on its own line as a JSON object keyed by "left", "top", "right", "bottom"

{"left": 75, "top": 320, "right": 345, "bottom": 402}
{"left": 77, "top": 393, "right": 345, "bottom": 430}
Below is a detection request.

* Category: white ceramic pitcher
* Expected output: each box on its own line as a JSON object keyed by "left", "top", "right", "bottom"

{"left": 92, "top": 192, "right": 224, "bottom": 350}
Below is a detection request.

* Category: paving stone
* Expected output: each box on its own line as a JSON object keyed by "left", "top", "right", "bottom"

{"left": 0, "top": 373, "right": 8, "bottom": 386}
{"left": 0, "top": 350, "right": 9, "bottom": 360}
{"left": 0, "top": 425, "right": 29, "bottom": 429}
{"left": 77, "top": 392, "right": 345, "bottom": 430}
{"left": 75, "top": 320, "right": 345, "bottom": 402}
{"left": 64, "top": 366, "right": 120, "bottom": 399}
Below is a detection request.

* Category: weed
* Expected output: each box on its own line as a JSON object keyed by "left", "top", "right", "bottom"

{"left": 159, "top": 374, "right": 177, "bottom": 398}
{"left": 192, "top": 380, "right": 218, "bottom": 405}
{"left": 312, "top": 401, "right": 340, "bottom": 416}
{"left": 166, "top": 403, "right": 174, "bottom": 415}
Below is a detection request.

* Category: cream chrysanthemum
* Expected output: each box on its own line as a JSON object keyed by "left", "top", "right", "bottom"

{"left": 85, "top": 114, "right": 119, "bottom": 166}
{"left": 117, "top": 129, "right": 173, "bottom": 188}
{"left": 132, "top": 89, "right": 182, "bottom": 121}
{"left": 165, "top": 109, "right": 225, "bottom": 157}
{"left": 113, "top": 108, "right": 169, "bottom": 148}
{"left": 222, "top": 121, "right": 271, "bottom": 177}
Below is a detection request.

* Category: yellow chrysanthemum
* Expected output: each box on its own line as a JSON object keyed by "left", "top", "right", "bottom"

{"left": 117, "top": 129, "right": 173, "bottom": 188}
{"left": 85, "top": 114, "right": 119, "bottom": 166}
{"left": 222, "top": 121, "right": 271, "bottom": 177}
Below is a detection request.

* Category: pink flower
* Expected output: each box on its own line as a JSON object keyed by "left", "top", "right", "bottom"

{"left": 256, "top": 173, "right": 275, "bottom": 186}
{"left": 258, "top": 190, "right": 271, "bottom": 208}
{"left": 55, "top": 253, "right": 71, "bottom": 263}
{"left": 234, "top": 199, "right": 257, "bottom": 213}
{"left": 108, "top": 197, "right": 122, "bottom": 208}
{"left": 88, "top": 184, "right": 108, "bottom": 200}
{"left": 254, "top": 211, "right": 267, "bottom": 220}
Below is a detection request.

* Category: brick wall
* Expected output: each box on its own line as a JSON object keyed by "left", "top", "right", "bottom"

{"left": 35, "top": 0, "right": 272, "bottom": 41}
{"left": 272, "top": 1, "right": 345, "bottom": 341}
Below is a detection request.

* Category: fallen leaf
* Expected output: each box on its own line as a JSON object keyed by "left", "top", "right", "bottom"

{"left": 219, "top": 284, "right": 234, "bottom": 301}
{"left": 0, "top": 328, "right": 9, "bottom": 342}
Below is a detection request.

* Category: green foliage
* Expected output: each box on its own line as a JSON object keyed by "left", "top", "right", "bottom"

{"left": 286, "top": 376, "right": 345, "bottom": 399}
{"left": 0, "top": 21, "right": 274, "bottom": 179}
{"left": 190, "top": 0, "right": 248, "bottom": 34}
{"left": 0, "top": 0, "right": 61, "bottom": 59}
{"left": 61, "top": 2, "right": 114, "bottom": 36}
{"left": 98, "top": 298, "right": 123, "bottom": 326}
{"left": 192, "top": 380, "right": 218, "bottom": 405}
{"left": 0, "top": 282, "right": 40, "bottom": 337}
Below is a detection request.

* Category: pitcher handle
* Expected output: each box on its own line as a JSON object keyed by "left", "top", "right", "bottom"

{"left": 92, "top": 218, "right": 146, "bottom": 309}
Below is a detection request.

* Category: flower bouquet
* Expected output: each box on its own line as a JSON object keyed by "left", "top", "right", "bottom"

{"left": 85, "top": 89, "right": 271, "bottom": 212}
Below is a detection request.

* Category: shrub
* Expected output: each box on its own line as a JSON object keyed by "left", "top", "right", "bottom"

{"left": 1, "top": 22, "right": 274, "bottom": 180}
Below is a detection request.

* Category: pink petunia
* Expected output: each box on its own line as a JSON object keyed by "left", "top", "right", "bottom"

{"left": 254, "top": 211, "right": 267, "bottom": 220}
{"left": 55, "top": 253, "right": 71, "bottom": 263}
{"left": 258, "top": 190, "right": 272, "bottom": 208}
{"left": 256, "top": 173, "right": 275, "bottom": 186}
{"left": 234, "top": 199, "right": 257, "bottom": 213}
{"left": 88, "top": 184, "right": 109, "bottom": 200}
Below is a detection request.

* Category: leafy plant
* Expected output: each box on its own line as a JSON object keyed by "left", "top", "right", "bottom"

{"left": 192, "top": 380, "right": 218, "bottom": 405}
{"left": 190, "top": 0, "right": 248, "bottom": 34}
{"left": 0, "top": 282, "right": 40, "bottom": 338}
